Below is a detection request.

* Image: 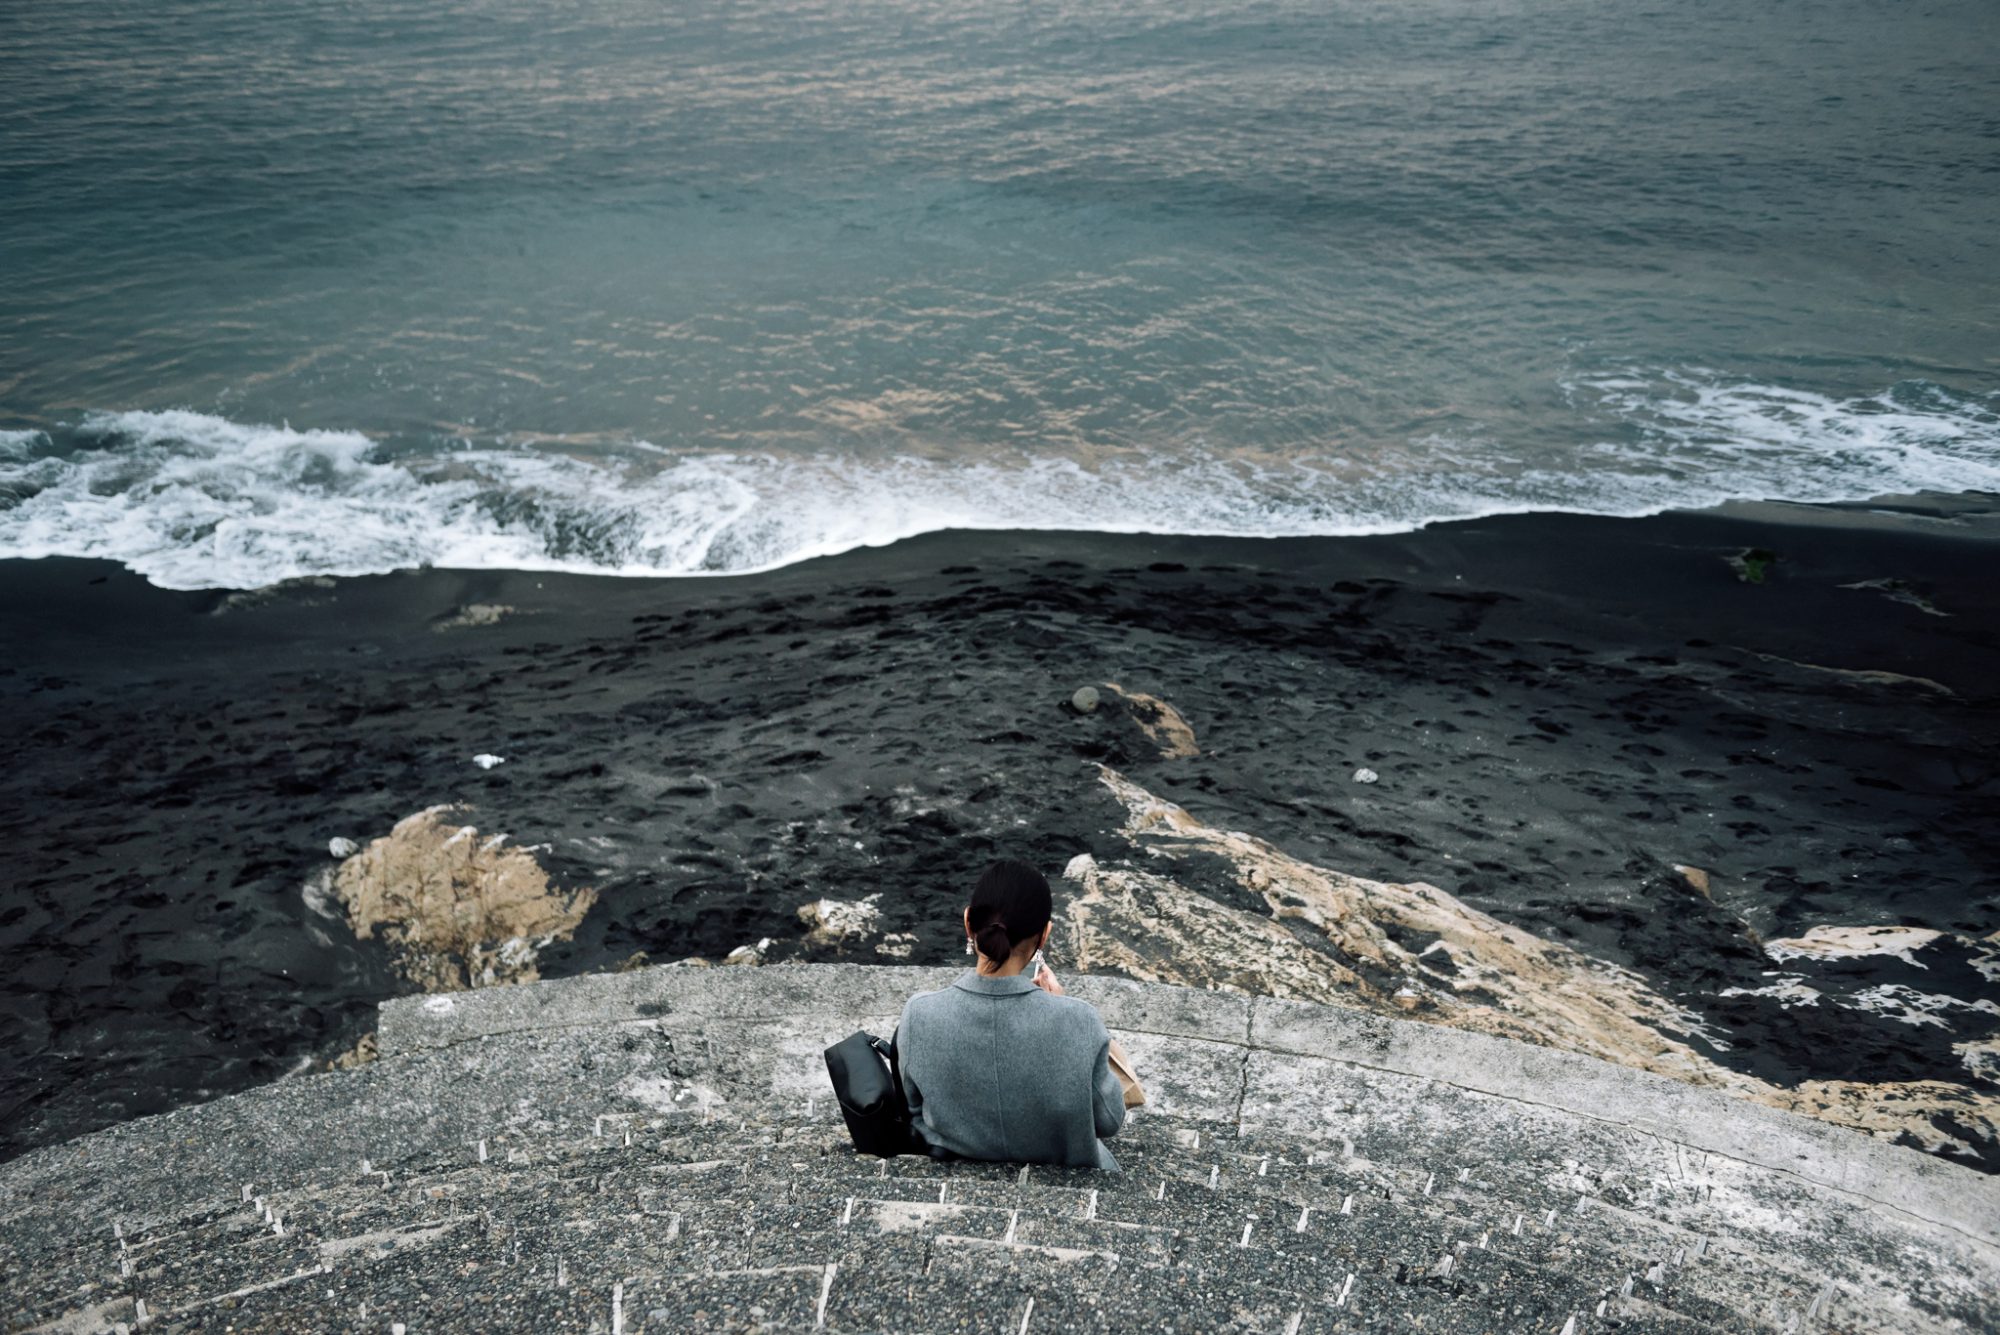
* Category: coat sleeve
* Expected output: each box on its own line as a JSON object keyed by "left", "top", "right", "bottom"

{"left": 895, "top": 1000, "right": 923, "bottom": 1121}
{"left": 1090, "top": 1025, "right": 1127, "bottom": 1141}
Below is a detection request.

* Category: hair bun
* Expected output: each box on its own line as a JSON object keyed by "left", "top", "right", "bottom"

{"left": 974, "top": 918, "right": 1014, "bottom": 962}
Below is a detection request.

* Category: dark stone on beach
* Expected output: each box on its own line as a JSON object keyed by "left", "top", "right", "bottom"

{"left": 1730, "top": 546, "right": 1779, "bottom": 583}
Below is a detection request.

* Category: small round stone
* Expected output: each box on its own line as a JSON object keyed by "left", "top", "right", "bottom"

{"left": 1071, "top": 686, "right": 1101, "bottom": 714}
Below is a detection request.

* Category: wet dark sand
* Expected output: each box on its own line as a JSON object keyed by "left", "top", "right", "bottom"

{"left": 3, "top": 493, "right": 1997, "bottom": 1166}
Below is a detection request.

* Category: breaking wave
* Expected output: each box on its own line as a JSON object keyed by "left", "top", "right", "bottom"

{"left": 0, "top": 374, "right": 1995, "bottom": 590}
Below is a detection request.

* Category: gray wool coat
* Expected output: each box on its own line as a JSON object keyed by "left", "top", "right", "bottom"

{"left": 896, "top": 969, "right": 1127, "bottom": 1171}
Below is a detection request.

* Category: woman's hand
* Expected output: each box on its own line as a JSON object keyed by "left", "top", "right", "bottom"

{"left": 1033, "top": 962, "right": 1065, "bottom": 995}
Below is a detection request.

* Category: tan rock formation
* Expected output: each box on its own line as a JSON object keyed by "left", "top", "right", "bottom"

{"left": 433, "top": 603, "right": 515, "bottom": 631}
{"left": 798, "top": 895, "right": 882, "bottom": 946}
{"left": 333, "top": 806, "right": 597, "bottom": 992}
{"left": 1064, "top": 767, "right": 2000, "bottom": 1160}
{"left": 1103, "top": 683, "right": 1199, "bottom": 758}
{"left": 1764, "top": 1080, "right": 1993, "bottom": 1159}
{"left": 326, "top": 1032, "right": 379, "bottom": 1070}
{"left": 1764, "top": 924, "right": 1946, "bottom": 967}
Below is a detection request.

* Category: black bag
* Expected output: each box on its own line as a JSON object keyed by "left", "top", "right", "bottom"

{"left": 823, "top": 1029, "right": 922, "bottom": 1158}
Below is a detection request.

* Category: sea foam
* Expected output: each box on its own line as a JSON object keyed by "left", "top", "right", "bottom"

{"left": 1, "top": 374, "right": 1995, "bottom": 590}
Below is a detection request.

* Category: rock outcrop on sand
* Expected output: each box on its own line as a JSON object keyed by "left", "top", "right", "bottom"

{"left": 796, "top": 895, "right": 883, "bottom": 946}
{"left": 325, "top": 806, "right": 597, "bottom": 992}
{"left": 1102, "top": 682, "right": 1201, "bottom": 758}
{"left": 1063, "top": 767, "right": 2000, "bottom": 1163}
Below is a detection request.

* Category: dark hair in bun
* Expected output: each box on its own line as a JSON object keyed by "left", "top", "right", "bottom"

{"left": 968, "top": 859, "right": 1052, "bottom": 965}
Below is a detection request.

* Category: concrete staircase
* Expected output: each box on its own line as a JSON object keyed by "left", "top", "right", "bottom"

{"left": 4, "top": 965, "right": 1996, "bottom": 1334}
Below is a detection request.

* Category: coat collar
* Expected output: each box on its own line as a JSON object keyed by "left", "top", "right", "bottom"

{"left": 950, "top": 968, "right": 1040, "bottom": 996}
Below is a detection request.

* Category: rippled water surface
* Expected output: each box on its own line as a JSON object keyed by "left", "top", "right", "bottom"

{"left": 3, "top": 0, "right": 1996, "bottom": 586}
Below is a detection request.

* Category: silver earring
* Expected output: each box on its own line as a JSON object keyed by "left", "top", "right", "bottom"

{"left": 964, "top": 937, "right": 973, "bottom": 956}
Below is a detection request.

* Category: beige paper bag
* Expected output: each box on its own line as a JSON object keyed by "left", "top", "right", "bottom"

{"left": 1108, "top": 1038, "right": 1146, "bottom": 1108}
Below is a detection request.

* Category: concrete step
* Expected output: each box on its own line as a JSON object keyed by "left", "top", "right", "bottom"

{"left": 205, "top": 1122, "right": 1795, "bottom": 1330}
{"left": 12, "top": 1088, "right": 1976, "bottom": 1335}
{"left": 188, "top": 1119, "right": 1840, "bottom": 1335}
{"left": 152, "top": 1232, "right": 605, "bottom": 1333}
{"left": 1087, "top": 1159, "right": 1771, "bottom": 1331}
{"left": 1110, "top": 1137, "right": 1840, "bottom": 1307}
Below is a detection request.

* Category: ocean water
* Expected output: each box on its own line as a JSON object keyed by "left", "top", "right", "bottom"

{"left": 2, "top": 0, "right": 1996, "bottom": 589}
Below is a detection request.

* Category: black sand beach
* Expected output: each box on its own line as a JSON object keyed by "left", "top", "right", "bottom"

{"left": 3, "top": 493, "right": 1997, "bottom": 1167}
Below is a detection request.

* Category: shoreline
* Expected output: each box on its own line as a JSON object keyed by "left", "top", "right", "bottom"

{"left": 3, "top": 492, "right": 1997, "bottom": 1167}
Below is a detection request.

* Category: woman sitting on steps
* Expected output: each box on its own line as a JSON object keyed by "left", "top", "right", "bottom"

{"left": 895, "top": 859, "right": 1131, "bottom": 1170}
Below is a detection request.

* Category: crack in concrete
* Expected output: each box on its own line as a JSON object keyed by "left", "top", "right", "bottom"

{"left": 1231, "top": 1007, "right": 1254, "bottom": 1134}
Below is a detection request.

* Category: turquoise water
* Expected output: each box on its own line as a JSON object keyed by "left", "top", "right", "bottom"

{"left": 2, "top": 0, "right": 1996, "bottom": 587}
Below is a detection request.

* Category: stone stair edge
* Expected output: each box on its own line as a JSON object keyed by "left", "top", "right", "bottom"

{"left": 377, "top": 962, "right": 2000, "bottom": 1249}
{"left": 7, "top": 1111, "right": 1992, "bottom": 1335}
